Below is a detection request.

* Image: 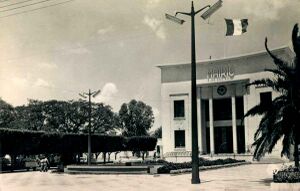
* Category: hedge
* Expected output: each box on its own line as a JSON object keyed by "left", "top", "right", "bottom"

{"left": 0, "top": 128, "right": 157, "bottom": 156}
{"left": 126, "top": 136, "right": 157, "bottom": 152}
{"left": 157, "top": 158, "right": 245, "bottom": 174}
{"left": 273, "top": 165, "right": 300, "bottom": 183}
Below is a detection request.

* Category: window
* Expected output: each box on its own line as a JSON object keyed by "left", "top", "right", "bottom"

{"left": 174, "top": 100, "right": 185, "bottom": 118}
{"left": 213, "top": 98, "right": 232, "bottom": 120}
{"left": 260, "top": 92, "right": 272, "bottom": 107}
{"left": 174, "top": 130, "right": 185, "bottom": 148}
{"left": 236, "top": 96, "right": 244, "bottom": 119}
{"left": 204, "top": 99, "right": 209, "bottom": 121}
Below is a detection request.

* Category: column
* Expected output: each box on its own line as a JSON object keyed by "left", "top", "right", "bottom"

{"left": 197, "top": 89, "right": 203, "bottom": 154}
{"left": 209, "top": 98, "right": 215, "bottom": 155}
{"left": 243, "top": 95, "right": 249, "bottom": 153}
{"left": 231, "top": 96, "right": 238, "bottom": 154}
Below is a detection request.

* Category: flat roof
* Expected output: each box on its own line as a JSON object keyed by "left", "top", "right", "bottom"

{"left": 157, "top": 46, "right": 293, "bottom": 68}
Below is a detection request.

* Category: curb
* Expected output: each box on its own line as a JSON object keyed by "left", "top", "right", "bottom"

{"left": 169, "top": 162, "right": 251, "bottom": 175}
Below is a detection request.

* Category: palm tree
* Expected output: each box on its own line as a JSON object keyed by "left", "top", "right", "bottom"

{"left": 244, "top": 24, "right": 300, "bottom": 167}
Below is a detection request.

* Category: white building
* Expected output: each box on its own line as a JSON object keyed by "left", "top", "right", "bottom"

{"left": 158, "top": 47, "right": 293, "bottom": 162}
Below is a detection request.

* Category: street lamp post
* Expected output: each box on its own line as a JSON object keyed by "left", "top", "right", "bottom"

{"left": 79, "top": 89, "right": 101, "bottom": 166}
{"left": 166, "top": 0, "right": 222, "bottom": 184}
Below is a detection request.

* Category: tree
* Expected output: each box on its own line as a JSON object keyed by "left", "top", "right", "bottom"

{"left": 90, "top": 103, "right": 118, "bottom": 134}
{"left": 12, "top": 100, "right": 45, "bottom": 131}
{"left": 65, "top": 100, "right": 89, "bottom": 133}
{"left": 42, "top": 100, "right": 70, "bottom": 132}
{"left": 0, "top": 98, "right": 15, "bottom": 128}
{"left": 9, "top": 99, "right": 118, "bottom": 134}
{"left": 244, "top": 24, "right": 300, "bottom": 167}
{"left": 152, "top": 126, "right": 162, "bottom": 139}
{"left": 118, "top": 99, "right": 154, "bottom": 137}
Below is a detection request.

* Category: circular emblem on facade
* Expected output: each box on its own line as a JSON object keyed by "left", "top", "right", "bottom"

{"left": 217, "top": 85, "right": 227, "bottom": 96}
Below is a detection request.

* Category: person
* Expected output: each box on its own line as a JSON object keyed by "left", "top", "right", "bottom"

{"left": 44, "top": 157, "right": 49, "bottom": 171}
{"left": 40, "top": 157, "right": 49, "bottom": 172}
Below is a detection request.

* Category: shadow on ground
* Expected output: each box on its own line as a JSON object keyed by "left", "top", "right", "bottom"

{"left": 249, "top": 178, "right": 273, "bottom": 186}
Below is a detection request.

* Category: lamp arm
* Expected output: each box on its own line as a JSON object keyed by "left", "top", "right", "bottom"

{"left": 194, "top": 5, "right": 211, "bottom": 15}
{"left": 175, "top": 11, "right": 191, "bottom": 16}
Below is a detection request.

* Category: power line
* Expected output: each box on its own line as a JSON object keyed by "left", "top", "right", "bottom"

{"left": 0, "top": 0, "right": 62, "bottom": 13}
{"left": 0, "top": 0, "right": 75, "bottom": 18}
{"left": 0, "top": 0, "right": 38, "bottom": 9}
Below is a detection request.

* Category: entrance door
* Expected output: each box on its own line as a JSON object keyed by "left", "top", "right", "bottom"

{"left": 214, "top": 126, "right": 233, "bottom": 153}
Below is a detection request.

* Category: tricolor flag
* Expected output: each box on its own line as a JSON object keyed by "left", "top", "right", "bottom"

{"left": 225, "top": 19, "right": 248, "bottom": 36}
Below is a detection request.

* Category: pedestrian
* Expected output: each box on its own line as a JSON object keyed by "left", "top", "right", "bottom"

{"left": 40, "top": 156, "right": 49, "bottom": 172}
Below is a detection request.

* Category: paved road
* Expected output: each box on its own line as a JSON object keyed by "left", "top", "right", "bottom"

{"left": 0, "top": 164, "right": 280, "bottom": 191}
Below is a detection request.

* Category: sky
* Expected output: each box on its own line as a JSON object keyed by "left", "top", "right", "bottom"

{"left": 0, "top": 0, "right": 299, "bottom": 130}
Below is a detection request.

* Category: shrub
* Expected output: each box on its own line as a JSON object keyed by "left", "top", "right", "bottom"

{"left": 131, "top": 159, "right": 168, "bottom": 166}
{"left": 157, "top": 158, "right": 245, "bottom": 174}
{"left": 0, "top": 128, "right": 157, "bottom": 155}
{"left": 273, "top": 165, "right": 300, "bottom": 183}
{"left": 0, "top": 157, "right": 11, "bottom": 171}
{"left": 125, "top": 136, "right": 157, "bottom": 152}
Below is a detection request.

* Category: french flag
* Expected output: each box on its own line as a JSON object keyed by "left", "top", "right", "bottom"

{"left": 225, "top": 19, "right": 248, "bottom": 36}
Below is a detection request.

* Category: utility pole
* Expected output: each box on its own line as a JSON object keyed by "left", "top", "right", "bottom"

{"left": 294, "top": 28, "right": 300, "bottom": 167}
{"left": 165, "top": 0, "right": 222, "bottom": 184}
{"left": 79, "top": 89, "right": 101, "bottom": 166}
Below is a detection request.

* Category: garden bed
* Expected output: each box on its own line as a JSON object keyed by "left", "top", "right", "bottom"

{"left": 157, "top": 158, "right": 246, "bottom": 174}
{"left": 270, "top": 165, "right": 300, "bottom": 191}
{"left": 273, "top": 165, "right": 300, "bottom": 183}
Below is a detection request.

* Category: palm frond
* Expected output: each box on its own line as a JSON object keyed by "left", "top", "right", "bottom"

{"left": 292, "top": 24, "right": 300, "bottom": 57}
{"left": 244, "top": 103, "right": 268, "bottom": 118}
{"left": 246, "top": 78, "right": 271, "bottom": 87}
{"left": 264, "top": 68, "right": 286, "bottom": 78}
{"left": 265, "top": 38, "right": 291, "bottom": 71}
{"left": 281, "top": 130, "right": 293, "bottom": 158}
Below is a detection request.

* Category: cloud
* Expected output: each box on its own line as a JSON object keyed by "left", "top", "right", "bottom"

{"left": 33, "top": 78, "right": 54, "bottom": 88}
{"left": 12, "top": 77, "right": 29, "bottom": 87}
{"left": 61, "top": 43, "right": 90, "bottom": 55}
{"left": 65, "top": 47, "right": 90, "bottom": 55}
{"left": 118, "top": 41, "right": 125, "bottom": 48}
{"left": 95, "top": 82, "right": 118, "bottom": 103}
{"left": 38, "top": 62, "right": 58, "bottom": 69}
{"left": 146, "top": 0, "right": 161, "bottom": 9}
{"left": 97, "top": 25, "right": 114, "bottom": 35}
{"left": 143, "top": 15, "right": 166, "bottom": 40}
{"left": 243, "top": 0, "right": 289, "bottom": 20}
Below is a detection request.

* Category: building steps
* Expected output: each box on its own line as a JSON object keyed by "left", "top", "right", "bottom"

{"left": 64, "top": 165, "right": 150, "bottom": 174}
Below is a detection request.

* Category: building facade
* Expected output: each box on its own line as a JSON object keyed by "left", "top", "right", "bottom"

{"left": 158, "top": 47, "right": 293, "bottom": 162}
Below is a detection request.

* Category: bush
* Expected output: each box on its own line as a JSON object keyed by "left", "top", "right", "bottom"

{"left": 157, "top": 158, "right": 245, "bottom": 174}
{"left": 125, "top": 136, "right": 157, "bottom": 152}
{"left": 273, "top": 165, "right": 300, "bottom": 183}
{"left": 1, "top": 157, "right": 11, "bottom": 171}
{"left": 0, "top": 128, "right": 157, "bottom": 155}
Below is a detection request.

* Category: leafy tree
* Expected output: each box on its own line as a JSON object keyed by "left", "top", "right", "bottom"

{"left": 42, "top": 100, "right": 70, "bottom": 132}
{"left": 90, "top": 103, "right": 118, "bottom": 134}
{"left": 9, "top": 99, "right": 118, "bottom": 134}
{"left": 0, "top": 98, "right": 15, "bottom": 128}
{"left": 244, "top": 24, "right": 300, "bottom": 167}
{"left": 118, "top": 99, "right": 154, "bottom": 137}
{"left": 64, "top": 100, "right": 89, "bottom": 133}
{"left": 12, "top": 100, "right": 45, "bottom": 131}
{"left": 152, "top": 126, "right": 162, "bottom": 138}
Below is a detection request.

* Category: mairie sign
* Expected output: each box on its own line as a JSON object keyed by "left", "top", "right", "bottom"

{"left": 207, "top": 66, "right": 234, "bottom": 82}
